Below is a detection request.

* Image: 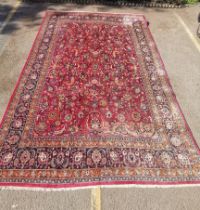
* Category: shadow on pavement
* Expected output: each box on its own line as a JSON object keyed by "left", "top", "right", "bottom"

{"left": 0, "top": 1, "right": 168, "bottom": 35}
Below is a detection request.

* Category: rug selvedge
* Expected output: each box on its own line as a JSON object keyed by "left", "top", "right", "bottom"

{"left": 0, "top": 11, "right": 200, "bottom": 186}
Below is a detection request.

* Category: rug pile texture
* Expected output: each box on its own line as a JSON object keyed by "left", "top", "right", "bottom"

{"left": 0, "top": 11, "right": 199, "bottom": 188}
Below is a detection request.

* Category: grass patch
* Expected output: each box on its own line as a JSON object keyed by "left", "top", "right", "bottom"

{"left": 182, "top": 0, "right": 199, "bottom": 4}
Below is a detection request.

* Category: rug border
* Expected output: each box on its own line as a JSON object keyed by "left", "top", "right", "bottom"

{"left": 142, "top": 14, "right": 200, "bottom": 154}
{"left": 0, "top": 11, "right": 48, "bottom": 129}
{"left": 0, "top": 10, "right": 199, "bottom": 188}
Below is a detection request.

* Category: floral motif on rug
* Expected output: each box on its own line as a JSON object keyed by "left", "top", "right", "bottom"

{"left": 0, "top": 11, "right": 200, "bottom": 187}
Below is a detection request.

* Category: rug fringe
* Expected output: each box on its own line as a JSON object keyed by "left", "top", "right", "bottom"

{"left": 1, "top": 184, "right": 200, "bottom": 191}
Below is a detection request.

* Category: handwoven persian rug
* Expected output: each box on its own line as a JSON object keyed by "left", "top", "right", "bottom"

{"left": 0, "top": 11, "right": 200, "bottom": 188}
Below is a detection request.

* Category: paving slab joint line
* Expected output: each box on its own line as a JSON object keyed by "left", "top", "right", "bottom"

{"left": 0, "top": 1, "right": 21, "bottom": 34}
{"left": 174, "top": 12, "right": 200, "bottom": 54}
{"left": 91, "top": 187, "right": 101, "bottom": 210}
{"left": 0, "top": 1, "right": 22, "bottom": 57}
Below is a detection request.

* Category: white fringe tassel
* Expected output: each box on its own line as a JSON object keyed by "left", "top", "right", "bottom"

{"left": 1, "top": 183, "right": 200, "bottom": 191}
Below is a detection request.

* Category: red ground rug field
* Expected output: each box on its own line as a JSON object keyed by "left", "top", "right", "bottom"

{"left": 0, "top": 11, "right": 200, "bottom": 188}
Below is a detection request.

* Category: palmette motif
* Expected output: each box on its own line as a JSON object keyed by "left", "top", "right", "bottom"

{"left": 0, "top": 12, "right": 200, "bottom": 186}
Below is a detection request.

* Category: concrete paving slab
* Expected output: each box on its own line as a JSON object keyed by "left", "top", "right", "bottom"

{"left": 101, "top": 187, "right": 200, "bottom": 210}
{"left": 0, "top": 189, "right": 91, "bottom": 210}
